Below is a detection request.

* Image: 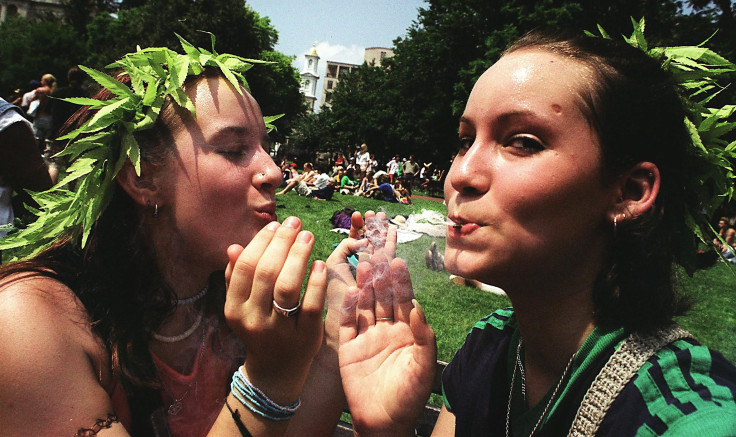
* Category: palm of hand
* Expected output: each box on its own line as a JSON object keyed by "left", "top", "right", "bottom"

{"left": 340, "top": 322, "right": 434, "bottom": 431}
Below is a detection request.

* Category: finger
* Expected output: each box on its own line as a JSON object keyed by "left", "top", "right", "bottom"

{"left": 300, "top": 261, "right": 327, "bottom": 325}
{"left": 338, "top": 286, "right": 360, "bottom": 345}
{"left": 228, "top": 221, "right": 281, "bottom": 305}
{"left": 225, "top": 244, "right": 245, "bottom": 288}
{"left": 355, "top": 261, "right": 375, "bottom": 334}
{"left": 410, "top": 299, "right": 438, "bottom": 370}
{"left": 390, "top": 258, "right": 415, "bottom": 323}
{"left": 348, "top": 210, "right": 367, "bottom": 239}
{"left": 364, "top": 213, "right": 388, "bottom": 252}
{"left": 383, "top": 225, "right": 398, "bottom": 259}
{"left": 273, "top": 230, "right": 315, "bottom": 314}
{"left": 251, "top": 216, "right": 303, "bottom": 309}
{"left": 370, "top": 253, "right": 394, "bottom": 322}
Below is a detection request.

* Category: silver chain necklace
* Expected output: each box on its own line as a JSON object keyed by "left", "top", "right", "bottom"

{"left": 162, "top": 326, "right": 208, "bottom": 415}
{"left": 505, "top": 339, "right": 576, "bottom": 437}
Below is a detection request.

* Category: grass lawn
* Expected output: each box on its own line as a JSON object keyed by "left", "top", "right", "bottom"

{"left": 277, "top": 191, "right": 736, "bottom": 366}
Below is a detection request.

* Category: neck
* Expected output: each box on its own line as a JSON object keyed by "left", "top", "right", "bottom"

{"left": 509, "top": 282, "right": 595, "bottom": 407}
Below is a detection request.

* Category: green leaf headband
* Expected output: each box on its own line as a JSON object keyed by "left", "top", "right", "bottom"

{"left": 0, "top": 33, "right": 282, "bottom": 260}
{"left": 589, "top": 18, "right": 736, "bottom": 263}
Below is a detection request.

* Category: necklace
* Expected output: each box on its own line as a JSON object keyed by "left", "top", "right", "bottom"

{"left": 505, "top": 339, "right": 576, "bottom": 437}
{"left": 153, "top": 311, "right": 203, "bottom": 343}
{"left": 162, "top": 326, "right": 207, "bottom": 415}
{"left": 177, "top": 283, "right": 209, "bottom": 305}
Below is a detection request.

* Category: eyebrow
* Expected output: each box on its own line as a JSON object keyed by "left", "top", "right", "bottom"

{"left": 207, "top": 125, "right": 269, "bottom": 146}
{"left": 459, "top": 109, "right": 551, "bottom": 126}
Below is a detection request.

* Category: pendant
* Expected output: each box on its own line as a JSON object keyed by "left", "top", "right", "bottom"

{"left": 168, "top": 401, "right": 183, "bottom": 415}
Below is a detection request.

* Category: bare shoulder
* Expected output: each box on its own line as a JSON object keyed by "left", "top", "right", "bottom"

{"left": 0, "top": 273, "right": 120, "bottom": 435}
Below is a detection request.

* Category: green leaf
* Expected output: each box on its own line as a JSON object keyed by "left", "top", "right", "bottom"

{"left": 58, "top": 97, "right": 107, "bottom": 109}
{"left": 121, "top": 132, "right": 141, "bottom": 176}
{"left": 214, "top": 58, "right": 242, "bottom": 94}
{"left": 79, "top": 65, "right": 135, "bottom": 99}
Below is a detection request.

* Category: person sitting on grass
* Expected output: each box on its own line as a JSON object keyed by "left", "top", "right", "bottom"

{"left": 362, "top": 174, "right": 397, "bottom": 202}
{"left": 339, "top": 167, "right": 359, "bottom": 195}
{"left": 276, "top": 162, "right": 316, "bottom": 195}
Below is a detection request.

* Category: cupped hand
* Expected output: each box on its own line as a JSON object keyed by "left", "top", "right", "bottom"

{"left": 338, "top": 256, "right": 437, "bottom": 436}
{"left": 223, "top": 216, "right": 327, "bottom": 404}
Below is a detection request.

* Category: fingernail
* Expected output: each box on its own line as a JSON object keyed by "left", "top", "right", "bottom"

{"left": 297, "top": 230, "right": 312, "bottom": 243}
{"left": 312, "top": 261, "right": 325, "bottom": 272}
{"left": 284, "top": 216, "right": 300, "bottom": 228}
{"left": 412, "top": 299, "right": 426, "bottom": 323}
{"left": 267, "top": 221, "right": 280, "bottom": 231}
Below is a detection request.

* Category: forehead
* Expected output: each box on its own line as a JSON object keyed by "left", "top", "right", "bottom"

{"left": 185, "top": 75, "right": 265, "bottom": 138}
{"left": 465, "top": 49, "right": 592, "bottom": 119}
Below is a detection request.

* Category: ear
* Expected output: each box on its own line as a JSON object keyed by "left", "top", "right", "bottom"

{"left": 117, "top": 160, "right": 159, "bottom": 207}
{"left": 609, "top": 162, "right": 660, "bottom": 222}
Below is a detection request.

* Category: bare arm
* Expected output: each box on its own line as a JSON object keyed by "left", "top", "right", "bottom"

{"left": 430, "top": 406, "right": 456, "bottom": 436}
{"left": 0, "top": 275, "right": 129, "bottom": 436}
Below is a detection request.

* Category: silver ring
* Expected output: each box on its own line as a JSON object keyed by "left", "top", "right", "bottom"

{"left": 272, "top": 300, "right": 301, "bottom": 318}
{"left": 375, "top": 317, "right": 393, "bottom": 322}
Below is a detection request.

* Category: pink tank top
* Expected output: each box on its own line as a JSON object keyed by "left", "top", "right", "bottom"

{"left": 108, "top": 326, "right": 242, "bottom": 436}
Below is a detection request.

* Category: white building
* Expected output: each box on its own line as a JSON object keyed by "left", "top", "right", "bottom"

{"left": 299, "top": 44, "right": 320, "bottom": 112}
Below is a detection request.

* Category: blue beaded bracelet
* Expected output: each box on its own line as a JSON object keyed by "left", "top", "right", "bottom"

{"left": 231, "top": 367, "right": 301, "bottom": 421}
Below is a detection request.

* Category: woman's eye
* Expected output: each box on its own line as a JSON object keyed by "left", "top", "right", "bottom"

{"left": 218, "top": 149, "right": 246, "bottom": 160}
{"left": 456, "top": 137, "right": 474, "bottom": 154}
{"left": 505, "top": 135, "right": 544, "bottom": 153}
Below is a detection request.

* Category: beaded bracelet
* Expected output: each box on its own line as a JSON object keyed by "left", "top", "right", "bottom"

{"left": 231, "top": 366, "right": 301, "bottom": 421}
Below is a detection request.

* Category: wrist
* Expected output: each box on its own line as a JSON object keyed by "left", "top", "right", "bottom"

{"left": 238, "top": 365, "right": 303, "bottom": 407}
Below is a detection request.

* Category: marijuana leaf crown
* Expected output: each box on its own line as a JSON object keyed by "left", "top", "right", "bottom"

{"left": 589, "top": 18, "right": 736, "bottom": 265}
{"left": 0, "top": 33, "right": 282, "bottom": 260}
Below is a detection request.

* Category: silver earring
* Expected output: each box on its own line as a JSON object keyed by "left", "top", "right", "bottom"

{"left": 152, "top": 203, "right": 159, "bottom": 218}
{"left": 613, "top": 215, "right": 617, "bottom": 234}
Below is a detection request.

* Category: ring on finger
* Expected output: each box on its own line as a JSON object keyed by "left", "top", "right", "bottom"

{"left": 375, "top": 317, "right": 393, "bottom": 322}
{"left": 272, "top": 300, "right": 301, "bottom": 318}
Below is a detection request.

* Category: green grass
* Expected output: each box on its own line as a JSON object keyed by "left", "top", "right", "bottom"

{"left": 277, "top": 192, "right": 736, "bottom": 365}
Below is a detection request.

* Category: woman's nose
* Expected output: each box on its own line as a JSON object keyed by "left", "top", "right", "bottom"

{"left": 446, "top": 143, "right": 491, "bottom": 197}
{"left": 253, "top": 152, "right": 283, "bottom": 190}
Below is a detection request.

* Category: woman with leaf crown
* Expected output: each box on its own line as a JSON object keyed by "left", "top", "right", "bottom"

{"left": 334, "top": 20, "right": 736, "bottom": 436}
{"left": 0, "top": 35, "right": 347, "bottom": 436}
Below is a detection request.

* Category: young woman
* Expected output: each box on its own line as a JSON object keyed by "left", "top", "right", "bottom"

{"left": 0, "top": 43, "right": 345, "bottom": 436}
{"left": 336, "top": 30, "right": 736, "bottom": 435}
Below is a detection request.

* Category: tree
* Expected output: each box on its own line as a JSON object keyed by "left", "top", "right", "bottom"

{"left": 0, "top": 16, "right": 84, "bottom": 98}
{"left": 84, "top": 0, "right": 304, "bottom": 131}
{"left": 320, "top": 0, "right": 731, "bottom": 168}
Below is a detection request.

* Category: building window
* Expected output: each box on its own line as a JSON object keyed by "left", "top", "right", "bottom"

{"left": 308, "top": 59, "right": 313, "bottom": 68}
{"left": 380, "top": 51, "right": 387, "bottom": 59}
{"left": 327, "top": 80, "right": 333, "bottom": 90}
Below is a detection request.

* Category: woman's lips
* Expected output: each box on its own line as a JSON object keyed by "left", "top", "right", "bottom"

{"left": 254, "top": 204, "right": 277, "bottom": 222}
{"left": 447, "top": 221, "right": 480, "bottom": 236}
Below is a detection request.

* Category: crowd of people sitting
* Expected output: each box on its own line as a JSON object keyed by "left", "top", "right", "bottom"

{"left": 276, "top": 144, "right": 447, "bottom": 205}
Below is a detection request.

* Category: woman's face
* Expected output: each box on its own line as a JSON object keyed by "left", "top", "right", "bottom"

{"left": 155, "top": 75, "right": 281, "bottom": 273}
{"left": 444, "top": 49, "right": 617, "bottom": 291}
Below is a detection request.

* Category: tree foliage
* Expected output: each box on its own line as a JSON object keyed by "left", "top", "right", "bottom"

{"left": 316, "top": 0, "right": 735, "bottom": 168}
{"left": 0, "top": 0, "right": 305, "bottom": 131}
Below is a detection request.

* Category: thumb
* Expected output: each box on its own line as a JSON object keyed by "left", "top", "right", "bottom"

{"left": 410, "top": 299, "right": 437, "bottom": 369}
{"left": 225, "top": 244, "right": 245, "bottom": 287}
